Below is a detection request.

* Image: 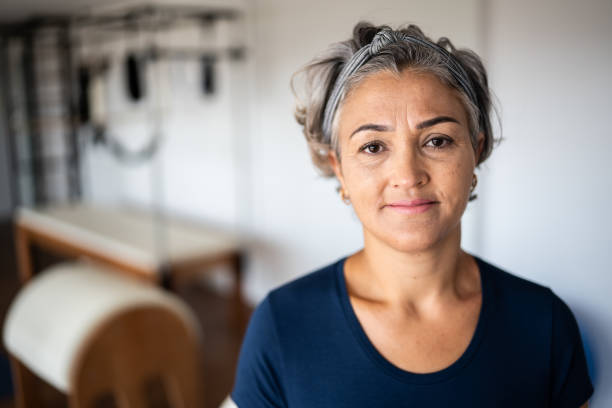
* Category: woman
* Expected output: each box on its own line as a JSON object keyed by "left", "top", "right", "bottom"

{"left": 230, "top": 22, "right": 594, "bottom": 407}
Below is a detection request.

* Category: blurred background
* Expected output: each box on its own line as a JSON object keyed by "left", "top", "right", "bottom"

{"left": 0, "top": 0, "right": 610, "bottom": 407}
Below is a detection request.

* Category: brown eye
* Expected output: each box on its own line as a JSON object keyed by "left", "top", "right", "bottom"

{"left": 426, "top": 136, "right": 453, "bottom": 149}
{"left": 360, "top": 142, "right": 384, "bottom": 154}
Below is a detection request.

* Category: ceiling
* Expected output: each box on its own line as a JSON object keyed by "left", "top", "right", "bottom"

{"left": 0, "top": 0, "right": 248, "bottom": 23}
{"left": 0, "top": 0, "right": 96, "bottom": 22}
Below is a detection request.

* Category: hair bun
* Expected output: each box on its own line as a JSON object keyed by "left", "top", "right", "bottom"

{"left": 369, "top": 29, "right": 402, "bottom": 54}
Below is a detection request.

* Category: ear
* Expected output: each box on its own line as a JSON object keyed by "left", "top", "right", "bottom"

{"left": 328, "top": 150, "right": 346, "bottom": 188}
{"left": 476, "top": 132, "right": 485, "bottom": 163}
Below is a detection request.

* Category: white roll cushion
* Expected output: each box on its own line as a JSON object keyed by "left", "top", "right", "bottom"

{"left": 2, "top": 261, "right": 201, "bottom": 392}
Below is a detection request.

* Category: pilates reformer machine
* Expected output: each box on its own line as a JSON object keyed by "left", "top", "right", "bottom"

{"left": 0, "top": 4, "right": 247, "bottom": 202}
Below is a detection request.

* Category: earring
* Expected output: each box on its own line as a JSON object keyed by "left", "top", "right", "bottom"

{"left": 470, "top": 174, "right": 478, "bottom": 193}
{"left": 339, "top": 187, "right": 351, "bottom": 205}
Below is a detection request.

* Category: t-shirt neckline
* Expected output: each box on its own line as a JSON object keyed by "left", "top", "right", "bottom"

{"left": 334, "top": 253, "right": 492, "bottom": 385}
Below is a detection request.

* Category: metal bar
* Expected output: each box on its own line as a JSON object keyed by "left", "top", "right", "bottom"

{"left": 0, "top": 36, "right": 21, "bottom": 210}
{"left": 58, "top": 24, "right": 81, "bottom": 200}
{"left": 23, "top": 32, "right": 46, "bottom": 205}
{"left": 71, "top": 6, "right": 241, "bottom": 31}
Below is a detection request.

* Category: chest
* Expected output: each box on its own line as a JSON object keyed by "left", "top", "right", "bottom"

{"left": 350, "top": 296, "right": 482, "bottom": 374}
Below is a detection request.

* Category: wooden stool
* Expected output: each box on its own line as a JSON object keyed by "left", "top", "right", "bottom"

{"left": 2, "top": 261, "right": 204, "bottom": 407}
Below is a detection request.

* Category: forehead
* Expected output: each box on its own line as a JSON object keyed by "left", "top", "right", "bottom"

{"left": 338, "top": 69, "right": 468, "bottom": 131}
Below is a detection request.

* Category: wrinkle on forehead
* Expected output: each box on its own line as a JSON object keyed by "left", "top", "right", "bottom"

{"left": 336, "top": 70, "right": 469, "bottom": 144}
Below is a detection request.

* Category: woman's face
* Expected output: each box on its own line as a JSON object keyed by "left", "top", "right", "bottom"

{"left": 329, "top": 69, "right": 483, "bottom": 253}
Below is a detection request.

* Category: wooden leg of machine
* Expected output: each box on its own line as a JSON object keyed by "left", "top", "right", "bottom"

{"left": 10, "top": 356, "right": 42, "bottom": 408}
{"left": 14, "top": 226, "right": 33, "bottom": 284}
{"left": 231, "top": 253, "right": 245, "bottom": 332}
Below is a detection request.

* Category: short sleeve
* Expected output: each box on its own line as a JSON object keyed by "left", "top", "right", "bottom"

{"left": 549, "top": 292, "right": 594, "bottom": 408}
{"left": 231, "top": 295, "right": 287, "bottom": 408}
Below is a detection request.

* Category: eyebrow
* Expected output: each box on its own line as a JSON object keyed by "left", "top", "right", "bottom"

{"left": 350, "top": 124, "right": 391, "bottom": 138}
{"left": 349, "top": 116, "right": 460, "bottom": 138}
{"left": 415, "top": 116, "right": 460, "bottom": 130}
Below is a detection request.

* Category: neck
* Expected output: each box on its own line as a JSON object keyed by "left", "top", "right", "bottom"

{"left": 348, "top": 223, "right": 473, "bottom": 314}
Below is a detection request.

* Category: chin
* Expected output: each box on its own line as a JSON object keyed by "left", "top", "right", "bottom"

{"left": 379, "top": 229, "right": 445, "bottom": 253}
{"left": 361, "top": 211, "right": 462, "bottom": 253}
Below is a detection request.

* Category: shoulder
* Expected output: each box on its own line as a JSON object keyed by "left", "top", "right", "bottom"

{"left": 476, "top": 256, "right": 594, "bottom": 404}
{"left": 474, "top": 254, "right": 565, "bottom": 343}
{"left": 476, "top": 255, "right": 556, "bottom": 311}
{"left": 241, "top": 256, "right": 347, "bottom": 348}
{"left": 476, "top": 253, "right": 589, "bottom": 331}
{"left": 477, "top": 255, "right": 551, "bottom": 295}
{"left": 266, "top": 257, "right": 343, "bottom": 314}
{"left": 231, "top": 257, "right": 345, "bottom": 406}
{"left": 476, "top": 255, "right": 586, "bottom": 349}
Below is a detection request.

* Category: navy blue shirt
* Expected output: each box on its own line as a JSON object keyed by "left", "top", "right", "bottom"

{"left": 232, "top": 255, "right": 594, "bottom": 407}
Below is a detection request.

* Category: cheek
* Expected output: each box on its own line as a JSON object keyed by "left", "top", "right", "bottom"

{"left": 343, "top": 161, "right": 384, "bottom": 199}
{"left": 340, "top": 163, "right": 385, "bottom": 222}
{"left": 438, "top": 159, "right": 474, "bottom": 204}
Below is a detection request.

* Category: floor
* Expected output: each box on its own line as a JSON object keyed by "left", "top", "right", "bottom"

{"left": 0, "top": 217, "right": 253, "bottom": 408}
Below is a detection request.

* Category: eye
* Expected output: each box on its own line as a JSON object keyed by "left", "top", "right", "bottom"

{"left": 359, "top": 141, "right": 385, "bottom": 154}
{"left": 425, "top": 136, "right": 454, "bottom": 149}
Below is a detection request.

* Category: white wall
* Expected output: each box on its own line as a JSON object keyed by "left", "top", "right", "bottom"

{"left": 482, "top": 0, "right": 611, "bottom": 404}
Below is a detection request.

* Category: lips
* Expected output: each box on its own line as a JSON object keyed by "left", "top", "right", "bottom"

{"left": 384, "top": 199, "right": 438, "bottom": 214}
{"left": 387, "top": 199, "right": 438, "bottom": 207}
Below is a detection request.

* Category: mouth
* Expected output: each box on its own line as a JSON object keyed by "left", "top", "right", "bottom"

{"left": 384, "top": 199, "right": 438, "bottom": 214}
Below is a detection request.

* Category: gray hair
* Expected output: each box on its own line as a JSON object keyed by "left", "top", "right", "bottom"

{"left": 291, "top": 21, "right": 501, "bottom": 200}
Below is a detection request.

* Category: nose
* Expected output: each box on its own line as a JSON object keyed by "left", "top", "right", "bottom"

{"left": 389, "top": 145, "right": 429, "bottom": 189}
